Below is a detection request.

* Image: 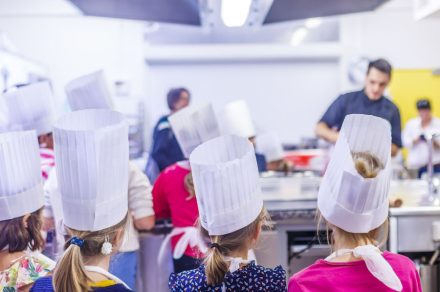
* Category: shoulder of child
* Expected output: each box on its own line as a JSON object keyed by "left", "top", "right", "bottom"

{"left": 30, "top": 276, "right": 54, "bottom": 292}
{"left": 92, "top": 283, "right": 133, "bottom": 292}
{"left": 249, "top": 264, "right": 287, "bottom": 290}
{"left": 168, "top": 267, "right": 205, "bottom": 291}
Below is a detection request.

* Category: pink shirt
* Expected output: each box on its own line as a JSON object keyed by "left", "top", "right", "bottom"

{"left": 152, "top": 163, "right": 201, "bottom": 258}
{"left": 289, "top": 251, "right": 422, "bottom": 292}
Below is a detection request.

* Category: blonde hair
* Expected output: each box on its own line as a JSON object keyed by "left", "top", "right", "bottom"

{"left": 200, "top": 208, "right": 272, "bottom": 285}
{"left": 319, "top": 151, "right": 388, "bottom": 249}
{"left": 53, "top": 215, "right": 128, "bottom": 292}
{"left": 184, "top": 172, "right": 196, "bottom": 200}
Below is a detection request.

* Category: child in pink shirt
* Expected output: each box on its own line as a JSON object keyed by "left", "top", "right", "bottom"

{"left": 289, "top": 115, "right": 422, "bottom": 292}
{"left": 153, "top": 161, "right": 204, "bottom": 272}
{"left": 153, "top": 103, "right": 221, "bottom": 274}
{"left": 289, "top": 251, "right": 421, "bottom": 291}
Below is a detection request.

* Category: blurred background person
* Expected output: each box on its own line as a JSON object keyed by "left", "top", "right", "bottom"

{"left": 403, "top": 99, "right": 440, "bottom": 178}
{"left": 147, "top": 87, "right": 191, "bottom": 179}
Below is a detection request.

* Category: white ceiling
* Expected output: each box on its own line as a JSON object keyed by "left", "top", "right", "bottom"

{"left": 0, "top": 0, "right": 80, "bottom": 16}
{"left": 0, "top": 0, "right": 414, "bottom": 45}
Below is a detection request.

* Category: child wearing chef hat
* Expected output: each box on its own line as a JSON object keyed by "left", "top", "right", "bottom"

{"left": 39, "top": 71, "right": 154, "bottom": 290}
{"left": 169, "top": 135, "right": 287, "bottom": 291}
{"left": 31, "top": 109, "right": 133, "bottom": 292}
{"left": 154, "top": 103, "right": 221, "bottom": 276}
{"left": 256, "top": 132, "right": 294, "bottom": 174}
{"left": 219, "top": 100, "right": 268, "bottom": 173}
{"left": 289, "top": 114, "right": 421, "bottom": 292}
{"left": 2, "top": 82, "right": 57, "bottom": 181}
{"left": 0, "top": 131, "right": 55, "bottom": 290}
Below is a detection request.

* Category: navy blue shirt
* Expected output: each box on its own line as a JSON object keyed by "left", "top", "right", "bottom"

{"left": 320, "top": 90, "right": 402, "bottom": 147}
{"left": 169, "top": 261, "right": 287, "bottom": 291}
{"left": 151, "top": 115, "right": 185, "bottom": 171}
{"left": 255, "top": 153, "right": 267, "bottom": 173}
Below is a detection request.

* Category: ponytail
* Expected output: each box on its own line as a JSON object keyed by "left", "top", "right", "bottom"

{"left": 52, "top": 215, "right": 128, "bottom": 292}
{"left": 53, "top": 244, "right": 89, "bottom": 292}
{"left": 205, "top": 238, "right": 229, "bottom": 285}
{"left": 202, "top": 209, "right": 271, "bottom": 286}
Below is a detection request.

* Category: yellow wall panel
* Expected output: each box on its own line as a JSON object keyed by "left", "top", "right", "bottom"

{"left": 389, "top": 69, "right": 440, "bottom": 127}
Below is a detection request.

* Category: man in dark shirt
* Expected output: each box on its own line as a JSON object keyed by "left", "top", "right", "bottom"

{"left": 316, "top": 58, "right": 402, "bottom": 156}
{"left": 150, "top": 88, "right": 190, "bottom": 171}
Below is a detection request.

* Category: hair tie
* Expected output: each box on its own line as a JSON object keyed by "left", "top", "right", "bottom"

{"left": 69, "top": 237, "right": 84, "bottom": 248}
{"left": 209, "top": 243, "right": 221, "bottom": 250}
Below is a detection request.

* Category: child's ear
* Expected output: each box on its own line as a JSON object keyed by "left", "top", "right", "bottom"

{"left": 22, "top": 214, "right": 31, "bottom": 229}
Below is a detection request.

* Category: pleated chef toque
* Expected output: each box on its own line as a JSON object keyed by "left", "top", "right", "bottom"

{"left": 0, "top": 131, "right": 44, "bottom": 220}
{"left": 65, "top": 70, "right": 113, "bottom": 111}
{"left": 190, "top": 135, "right": 263, "bottom": 236}
{"left": 54, "top": 109, "right": 128, "bottom": 231}
{"left": 256, "top": 132, "right": 284, "bottom": 163}
{"left": 2, "top": 81, "right": 55, "bottom": 136}
{"left": 318, "top": 114, "right": 392, "bottom": 233}
{"left": 219, "top": 100, "right": 256, "bottom": 138}
{"left": 168, "top": 103, "right": 221, "bottom": 158}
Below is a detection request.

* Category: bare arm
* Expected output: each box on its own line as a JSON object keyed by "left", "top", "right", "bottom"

{"left": 315, "top": 122, "right": 339, "bottom": 144}
{"left": 133, "top": 215, "right": 155, "bottom": 231}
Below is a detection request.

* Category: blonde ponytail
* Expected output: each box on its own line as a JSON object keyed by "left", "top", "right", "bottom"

{"left": 205, "top": 238, "right": 229, "bottom": 285}
{"left": 53, "top": 244, "right": 89, "bottom": 292}
{"left": 202, "top": 209, "right": 271, "bottom": 286}
{"left": 53, "top": 215, "right": 128, "bottom": 291}
{"left": 352, "top": 151, "right": 383, "bottom": 179}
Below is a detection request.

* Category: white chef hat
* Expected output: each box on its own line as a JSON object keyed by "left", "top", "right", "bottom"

{"left": 168, "top": 103, "right": 221, "bottom": 158}
{"left": 0, "top": 131, "right": 44, "bottom": 221}
{"left": 190, "top": 135, "right": 263, "bottom": 236}
{"left": 219, "top": 100, "right": 256, "bottom": 138}
{"left": 318, "top": 114, "right": 392, "bottom": 233}
{"left": 2, "top": 81, "right": 55, "bottom": 136}
{"left": 65, "top": 70, "right": 113, "bottom": 111}
{"left": 54, "top": 109, "right": 128, "bottom": 231}
{"left": 256, "top": 132, "right": 284, "bottom": 163}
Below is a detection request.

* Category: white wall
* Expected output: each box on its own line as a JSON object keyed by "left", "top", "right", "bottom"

{"left": 339, "top": 0, "right": 440, "bottom": 90}
{"left": 0, "top": 15, "right": 147, "bottom": 117}
{"left": 146, "top": 60, "right": 340, "bottom": 144}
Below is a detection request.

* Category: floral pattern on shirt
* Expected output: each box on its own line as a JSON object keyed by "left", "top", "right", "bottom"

{"left": 0, "top": 253, "right": 55, "bottom": 291}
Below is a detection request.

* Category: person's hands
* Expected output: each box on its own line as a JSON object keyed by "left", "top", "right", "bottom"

{"left": 133, "top": 215, "right": 155, "bottom": 231}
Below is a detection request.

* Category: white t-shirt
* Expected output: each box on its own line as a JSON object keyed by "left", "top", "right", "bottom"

{"left": 403, "top": 117, "right": 440, "bottom": 169}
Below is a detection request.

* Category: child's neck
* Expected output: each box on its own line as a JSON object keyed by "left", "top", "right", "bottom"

{"left": 331, "top": 238, "right": 375, "bottom": 263}
{"left": 83, "top": 255, "right": 112, "bottom": 282}
{"left": 0, "top": 250, "right": 26, "bottom": 271}
{"left": 228, "top": 248, "right": 249, "bottom": 260}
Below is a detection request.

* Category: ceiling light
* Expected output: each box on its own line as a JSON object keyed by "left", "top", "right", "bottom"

{"left": 290, "top": 27, "right": 308, "bottom": 46}
{"left": 221, "top": 0, "right": 252, "bottom": 27}
{"left": 305, "top": 17, "right": 322, "bottom": 28}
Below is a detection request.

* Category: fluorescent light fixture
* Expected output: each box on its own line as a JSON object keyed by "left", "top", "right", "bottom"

{"left": 305, "top": 17, "right": 322, "bottom": 28}
{"left": 221, "top": 0, "right": 252, "bottom": 27}
{"left": 290, "top": 27, "right": 308, "bottom": 46}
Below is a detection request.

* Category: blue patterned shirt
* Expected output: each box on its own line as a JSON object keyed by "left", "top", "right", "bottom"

{"left": 169, "top": 262, "right": 287, "bottom": 291}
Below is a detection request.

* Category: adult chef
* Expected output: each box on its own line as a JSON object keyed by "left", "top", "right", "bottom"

{"left": 150, "top": 87, "right": 191, "bottom": 172}
{"left": 315, "top": 58, "right": 402, "bottom": 156}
